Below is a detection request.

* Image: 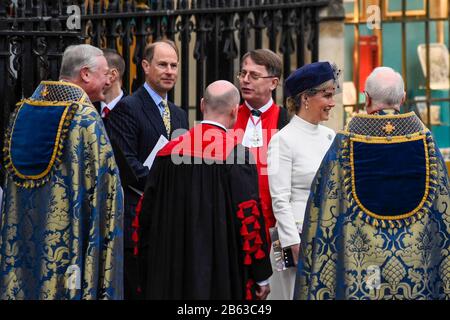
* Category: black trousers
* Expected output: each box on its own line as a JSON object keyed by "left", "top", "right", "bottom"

{"left": 124, "top": 248, "right": 143, "bottom": 300}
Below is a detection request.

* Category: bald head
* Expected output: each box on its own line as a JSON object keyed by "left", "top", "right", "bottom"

{"left": 201, "top": 80, "right": 240, "bottom": 129}
{"left": 365, "top": 67, "right": 405, "bottom": 111}
{"left": 203, "top": 80, "right": 240, "bottom": 114}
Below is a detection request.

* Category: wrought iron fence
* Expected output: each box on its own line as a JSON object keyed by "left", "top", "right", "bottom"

{"left": 0, "top": 0, "right": 331, "bottom": 181}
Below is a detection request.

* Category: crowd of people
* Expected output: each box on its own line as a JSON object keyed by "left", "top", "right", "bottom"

{"left": 0, "top": 41, "right": 449, "bottom": 300}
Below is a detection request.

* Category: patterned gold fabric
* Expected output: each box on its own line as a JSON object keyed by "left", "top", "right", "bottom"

{"left": 2, "top": 82, "right": 89, "bottom": 189}
{"left": 161, "top": 99, "right": 171, "bottom": 137}
{"left": 0, "top": 81, "right": 124, "bottom": 300}
{"left": 294, "top": 112, "right": 450, "bottom": 300}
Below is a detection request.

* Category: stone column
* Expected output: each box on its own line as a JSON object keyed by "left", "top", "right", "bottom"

{"left": 319, "top": 0, "right": 345, "bottom": 132}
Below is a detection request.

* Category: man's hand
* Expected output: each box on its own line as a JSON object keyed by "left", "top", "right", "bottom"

{"left": 255, "top": 284, "right": 270, "bottom": 300}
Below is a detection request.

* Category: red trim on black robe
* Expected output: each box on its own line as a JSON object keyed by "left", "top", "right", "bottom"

{"left": 158, "top": 123, "right": 238, "bottom": 160}
{"left": 233, "top": 102, "right": 281, "bottom": 243}
{"left": 137, "top": 123, "right": 272, "bottom": 299}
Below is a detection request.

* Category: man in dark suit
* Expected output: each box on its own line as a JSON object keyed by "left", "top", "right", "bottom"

{"left": 94, "top": 49, "right": 126, "bottom": 127}
{"left": 107, "top": 39, "right": 189, "bottom": 300}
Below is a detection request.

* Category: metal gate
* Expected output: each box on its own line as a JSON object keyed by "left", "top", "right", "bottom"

{"left": 0, "top": 0, "right": 331, "bottom": 181}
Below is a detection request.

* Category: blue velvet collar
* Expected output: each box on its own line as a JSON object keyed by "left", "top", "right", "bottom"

{"left": 3, "top": 81, "right": 90, "bottom": 188}
{"left": 341, "top": 113, "right": 438, "bottom": 228}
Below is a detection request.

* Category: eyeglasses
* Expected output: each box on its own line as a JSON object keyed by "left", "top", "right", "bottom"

{"left": 237, "top": 71, "right": 278, "bottom": 81}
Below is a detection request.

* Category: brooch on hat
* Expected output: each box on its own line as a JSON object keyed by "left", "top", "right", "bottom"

{"left": 331, "top": 63, "right": 342, "bottom": 93}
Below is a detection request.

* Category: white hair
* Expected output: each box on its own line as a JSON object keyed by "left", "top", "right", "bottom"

{"left": 59, "top": 44, "right": 104, "bottom": 79}
{"left": 365, "top": 66, "right": 405, "bottom": 107}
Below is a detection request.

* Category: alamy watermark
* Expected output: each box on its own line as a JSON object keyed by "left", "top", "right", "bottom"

{"left": 365, "top": 265, "right": 381, "bottom": 290}
{"left": 366, "top": 5, "right": 381, "bottom": 30}
{"left": 65, "top": 265, "right": 81, "bottom": 290}
{"left": 167, "top": 128, "right": 280, "bottom": 176}
{"left": 66, "top": 5, "right": 81, "bottom": 30}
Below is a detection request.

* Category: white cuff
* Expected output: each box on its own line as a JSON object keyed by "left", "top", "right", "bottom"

{"left": 256, "top": 279, "right": 270, "bottom": 287}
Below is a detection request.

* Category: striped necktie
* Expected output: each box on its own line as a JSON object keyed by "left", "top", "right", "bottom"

{"left": 160, "top": 99, "right": 171, "bottom": 137}
{"left": 102, "top": 106, "right": 110, "bottom": 119}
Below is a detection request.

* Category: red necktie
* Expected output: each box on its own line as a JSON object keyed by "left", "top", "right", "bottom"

{"left": 103, "top": 106, "right": 110, "bottom": 119}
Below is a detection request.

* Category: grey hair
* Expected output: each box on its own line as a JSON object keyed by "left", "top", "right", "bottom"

{"left": 365, "top": 66, "right": 404, "bottom": 107}
{"left": 59, "top": 44, "right": 104, "bottom": 79}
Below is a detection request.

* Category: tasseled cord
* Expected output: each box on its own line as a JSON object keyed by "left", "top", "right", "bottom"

{"left": 132, "top": 195, "right": 145, "bottom": 256}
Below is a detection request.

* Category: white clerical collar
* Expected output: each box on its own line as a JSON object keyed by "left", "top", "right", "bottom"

{"left": 201, "top": 120, "right": 227, "bottom": 132}
{"left": 101, "top": 90, "right": 124, "bottom": 113}
{"left": 245, "top": 98, "right": 273, "bottom": 114}
{"left": 242, "top": 100, "right": 271, "bottom": 148}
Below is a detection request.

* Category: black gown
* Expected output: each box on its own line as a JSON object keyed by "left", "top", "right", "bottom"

{"left": 138, "top": 123, "right": 272, "bottom": 300}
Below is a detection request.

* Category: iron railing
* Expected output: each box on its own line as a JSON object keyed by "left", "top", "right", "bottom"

{"left": 0, "top": 0, "right": 331, "bottom": 181}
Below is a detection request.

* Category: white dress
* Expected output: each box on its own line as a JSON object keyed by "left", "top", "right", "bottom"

{"left": 267, "top": 115, "right": 335, "bottom": 300}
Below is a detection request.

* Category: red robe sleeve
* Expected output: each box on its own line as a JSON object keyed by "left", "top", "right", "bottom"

{"left": 227, "top": 144, "right": 273, "bottom": 299}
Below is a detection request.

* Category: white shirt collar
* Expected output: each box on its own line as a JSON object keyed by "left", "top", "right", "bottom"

{"left": 101, "top": 90, "right": 124, "bottom": 113}
{"left": 245, "top": 98, "right": 273, "bottom": 114}
{"left": 201, "top": 120, "right": 227, "bottom": 132}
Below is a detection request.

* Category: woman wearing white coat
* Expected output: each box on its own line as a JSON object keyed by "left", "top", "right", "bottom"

{"left": 267, "top": 61, "right": 339, "bottom": 299}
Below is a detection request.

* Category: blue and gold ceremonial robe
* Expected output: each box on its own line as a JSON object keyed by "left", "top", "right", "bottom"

{"left": 294, "top": 112, "right": 450, "bottom": 300}
{"left": 0, "top": 81, "right": 124, "bottom": 299}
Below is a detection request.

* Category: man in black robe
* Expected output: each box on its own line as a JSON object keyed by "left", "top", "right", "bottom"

{"left": 138, "top": 80, "right": 272, "bottom": 300}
